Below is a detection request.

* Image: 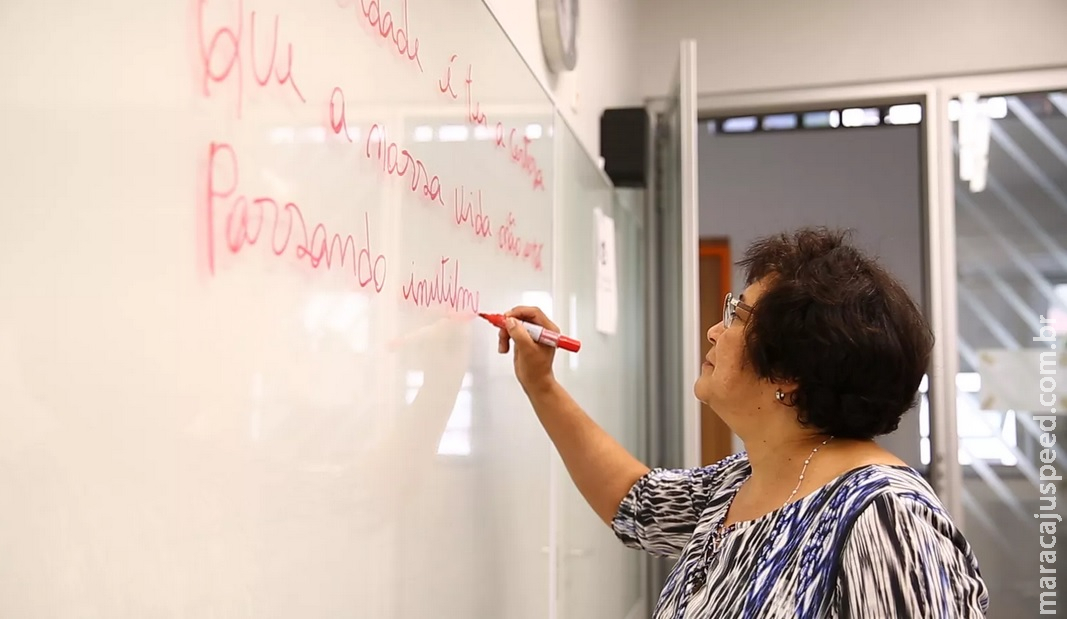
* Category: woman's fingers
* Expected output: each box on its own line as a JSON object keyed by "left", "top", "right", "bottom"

{"left": 505, "top": 305, "right": 560, "bottom": 333}
{"left": 498, "top": 327, "right": 510, "bottom": 354}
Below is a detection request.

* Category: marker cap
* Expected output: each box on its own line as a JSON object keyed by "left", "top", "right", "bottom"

{"left": 557, "top": 335, "right": 581, "bottom": 353}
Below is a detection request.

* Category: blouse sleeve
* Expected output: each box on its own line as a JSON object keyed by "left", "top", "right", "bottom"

{"left": 611, "top": 453, "right": 744, "bottom": 559}
{"left": 832, "top": 493, "right": 990, "bottom": 618}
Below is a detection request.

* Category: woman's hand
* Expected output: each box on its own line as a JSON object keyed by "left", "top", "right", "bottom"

{"left": 496, "top": 305, "right": 650, "bottom": 526}
{"left": 497, "top": 305, "right": 558, "bottom": 393}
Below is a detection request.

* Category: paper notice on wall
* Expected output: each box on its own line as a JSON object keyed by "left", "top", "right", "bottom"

{"left": 594, "top": 208, "right": 618, "bottom": 335}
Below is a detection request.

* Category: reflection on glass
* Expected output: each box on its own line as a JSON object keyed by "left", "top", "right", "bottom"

{"left": 919, "top": 373, "right": 1022, "bottom": 466}
{"left": 414, "top": 125, "right": 434, "bottom": 142}
{"left": 438, "top": 125, "right": 470, "bottom": 142}
{"left": 520, "top": 290, "right": 553, "bottom": 316}
{"left": 303, "top": 292, "right": 370, "bottom": 352}
{"left": 952, "top": 88, "right": 1066, "bottom": 616}
{"left": 437, "top": 373, "right": 473, "bottom": 456}
{"left": 405, "top": 370, "right": 474, "bottom": 457}
{"left": 1047, "top": 284, "right": 1067, "bottom": 330}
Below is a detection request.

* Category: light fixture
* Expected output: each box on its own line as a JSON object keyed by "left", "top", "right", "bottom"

{"left": 957, "top": 92, "right": 990, "bottom": 193}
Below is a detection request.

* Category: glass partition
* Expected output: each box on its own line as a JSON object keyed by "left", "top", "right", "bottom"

{"left": 951, "top": 89, "right": 1067, "bottom": 617}
{"left": 553, "top": 112, "right": 649, "bottom": 619}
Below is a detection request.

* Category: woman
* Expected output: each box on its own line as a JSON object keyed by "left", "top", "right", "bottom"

{"left": 496, "top": 228, "right": 989, "bottom": 618}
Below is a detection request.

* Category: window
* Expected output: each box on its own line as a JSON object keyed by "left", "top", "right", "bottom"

{"left": 706, "top": 103, "right": 922, "bottom": 135}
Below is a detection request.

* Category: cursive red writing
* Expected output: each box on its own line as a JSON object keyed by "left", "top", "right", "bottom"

{"left": 453, "top": 187, "right": 492, "bottom": 238}
{"left": 328, "top": 90, "right": 526, "bottom": 255}
{"left": 338, "top": 0, "right": 424, "bottom": 72}
{"left": 436, "top": 55, "right": 546, "bottom": 192}
{"left": 365, "top": 122, "right": 446, "bottom": 206}
{"left": 250, "top": 12, "right": 305, "bottom": 100}
{"left": 501, "top": 128, "right": 546, "bottom": 191}
{"left": 329, "top": 86, "right": 357, "bottom": 142}
{"left": 498, "top": 212, "right": 544, "bottom": 271}
{"left": 437, "top": 54, "right": 459, "bottom": 100}
{"left": 464, "top": 64, "right": 487, "bottom": 126}
{"left": 195, "top": 0, "right": 305, "bottom": 117}
{"left": 402, "top": 257, "right": 480, "bottom": 313}
{"left": 207, "top": 142, "right": 386, "bottom": 290}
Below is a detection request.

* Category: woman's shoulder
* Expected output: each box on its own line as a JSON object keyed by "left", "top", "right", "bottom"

{"left": 702, "top": 451, "right": 753, "bottom": 485}
{"left": 660, "top": 452, "right": 753, "bottom": 501}
{"left": 805, "top": 465, "right": 974, "bottom": 571}
{"left": 827, "top": 467, "right": 990, "bottom": 615}
{"left": 815, "top": 463, "right": 960, "bottom": 535}
{"left": 778, "top": 463, "right": 945, "bottom": 533}
{"left": 829, "top": 463, "right": 941, "bottom": 504}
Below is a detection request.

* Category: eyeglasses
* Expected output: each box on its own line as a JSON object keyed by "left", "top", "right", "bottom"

{"left": 723, "top": 292, "right": 753, "bottom": 328}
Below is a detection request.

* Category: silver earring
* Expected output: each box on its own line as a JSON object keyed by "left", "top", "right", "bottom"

{"left": 775, "top": 389, "right": 786, "bottom": 402}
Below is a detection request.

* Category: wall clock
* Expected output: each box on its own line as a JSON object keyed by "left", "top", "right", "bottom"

{"left": 537, "top": 0, "right": 578, "bottom": 73}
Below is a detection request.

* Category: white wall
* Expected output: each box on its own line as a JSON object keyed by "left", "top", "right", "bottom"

{"left": 486, "top": 0, "right": 641, "bottom": 155}
{"left": 636, "top": 0, "right": 1067, "bottom": 99}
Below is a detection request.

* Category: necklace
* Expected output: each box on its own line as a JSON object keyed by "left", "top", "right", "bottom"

{"left": 683, "top": 436, "right": 835, "bottom": 597}
{"left": 709, "top": 436, "right": 834, "bottom": 554}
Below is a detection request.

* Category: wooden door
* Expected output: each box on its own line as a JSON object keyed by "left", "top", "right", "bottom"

{"left": 698, "top": 240, "right": 734, "bottom": 465}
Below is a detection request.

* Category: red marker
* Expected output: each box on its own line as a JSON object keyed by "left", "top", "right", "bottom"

{"left": 478, "top": 313, "right": 581, "bottom": 353}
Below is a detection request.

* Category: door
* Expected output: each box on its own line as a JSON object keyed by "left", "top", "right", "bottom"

{"left": 699, "top": 239, "right": 733, "bottom": 465}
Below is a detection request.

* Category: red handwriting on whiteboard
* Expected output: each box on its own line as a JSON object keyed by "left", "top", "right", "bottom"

{"left": 462, "top": 64, "right": 488, "bottom": 127}
{"left": 329, "top": 86, "right": 358, "bottom": 142}
{"left": 365, "top": 123, "right": 446, "bottom": 205}
{"left": 206, "top": 142, "right": 386, "bottom": 290}
{"left": 337, "top": 0, "right": 423, "bottom": 72}
{"left": 364, "top": 123, "right": 446, "bottom": 206}
{"left": 453, "top": 187, "right": 492, "bottom": 238}
{"left": 499, "top": 127, "right": 546, "bottom": 191}
{"left": 437, "top": 54, "right": 459, "bottom": 100}
{"left": 438, "top": 55, "right": 546, "bottom": 191}
{"left": 330, "top": 88, "right": 443, "bottom": 202}
{"left": 402, "top": 257, "right": 480, "bottom": 313}
{"left": 330, "top": 89, "right": 432, "bottom": 197}
{"left": 195, "top": 0, "right": 306, "bottom": 117}
{"left": 498, "top": 212, "right": 544, "bottom": 271}
{"left": 330, "top": 89, "right": 497, "bottom": 241}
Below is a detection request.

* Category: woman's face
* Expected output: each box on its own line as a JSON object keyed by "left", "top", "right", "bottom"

{"left": 694, "top": 278, "right": 774, "bottom": 417}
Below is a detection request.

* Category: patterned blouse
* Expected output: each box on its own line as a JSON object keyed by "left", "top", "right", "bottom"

{"left": 612, "top": 453, "right": 989, "bottom": 618}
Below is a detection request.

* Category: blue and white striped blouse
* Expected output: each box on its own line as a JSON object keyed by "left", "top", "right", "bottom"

{"left": 612, "top": 453, "right": 989, "bottom": 618}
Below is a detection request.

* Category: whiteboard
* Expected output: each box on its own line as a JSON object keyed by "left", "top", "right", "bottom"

{"left": 554, "top": 122, "right": 648, "bottom": 619}
{"left": 0, "top": 0, "right": 571, "bottom": 616}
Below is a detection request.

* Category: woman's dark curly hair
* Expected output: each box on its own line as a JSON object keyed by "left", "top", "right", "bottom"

{"left": 738, "top": 227, "right": 933, "bottom": 439}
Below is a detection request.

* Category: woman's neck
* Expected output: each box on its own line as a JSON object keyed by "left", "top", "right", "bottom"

{"left": 742, "top": 433, "right": 903, "bottom": 490}
{"left": 742, "top": 431, "right": 834, "bottom": 487}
